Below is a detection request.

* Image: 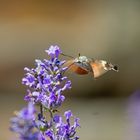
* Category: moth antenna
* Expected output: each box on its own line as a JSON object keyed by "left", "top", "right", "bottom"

{"left": 60, "top": 53, "right": 74, "bottom": 58}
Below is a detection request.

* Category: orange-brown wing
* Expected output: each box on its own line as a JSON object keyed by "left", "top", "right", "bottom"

{"left": 64, "top": 59, "right": 89, "bottom": 75}
{"left": 90, "top": 60, "right": 108, "bottom": 78}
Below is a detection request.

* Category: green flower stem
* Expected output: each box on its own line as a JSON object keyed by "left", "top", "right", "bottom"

{"left": 49, "top": 109, "right": 56, "bottom": 136}
{"left": 40, "top": 104, "right": 43, "bottom": 118}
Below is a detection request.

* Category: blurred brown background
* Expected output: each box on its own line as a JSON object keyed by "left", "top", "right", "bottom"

{"left": 0, "top": 0, "right": 140, "bottom": 140}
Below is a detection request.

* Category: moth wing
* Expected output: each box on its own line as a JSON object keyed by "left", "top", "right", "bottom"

{"left": 90, "top": 60, "right": 109, "bottom": 78}
{"left": 64, "top": 59, "right": 89, "bottom": 75}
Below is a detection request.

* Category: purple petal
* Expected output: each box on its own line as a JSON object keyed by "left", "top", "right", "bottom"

{"left": 64, "top": 110, "right": 73, "bottom": 120}
{"left": 45, "top": 45, "right": 62, "bottom": 58}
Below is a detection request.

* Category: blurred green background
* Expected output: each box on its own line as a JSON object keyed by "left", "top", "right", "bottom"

{"left": 0, "top": 0, "right": 140, "bottom": 140}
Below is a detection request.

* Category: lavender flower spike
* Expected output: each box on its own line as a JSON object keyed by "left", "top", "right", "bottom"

{"left": 46, "top": 110, "right": 80, "bottom": 140}
{"left": 10, "top": 102, "right": 41, "bottom": 140}
{"left": 22, "top": 45, "right": 71, "bottom": 110}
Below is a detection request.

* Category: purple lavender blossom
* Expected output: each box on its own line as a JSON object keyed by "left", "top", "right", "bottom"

{"left": 45, "top": 110, "right": 80, "bottom": 140}
{"left": 22, "top": 45, "right": 71, "bottom": 109}
{"left": 10, "top": 102, "right": 41, "bottom": 140}
{"left": 45, "top": 45, "right": 62, "bottom": 58}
